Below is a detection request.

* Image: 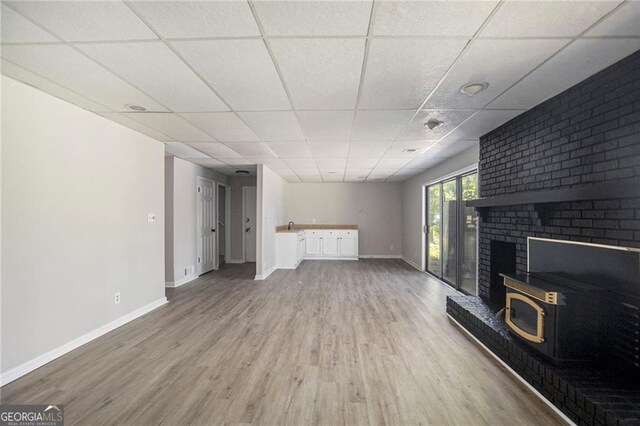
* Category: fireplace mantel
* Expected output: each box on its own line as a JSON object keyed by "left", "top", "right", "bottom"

{"left": 466, "top": 177, "right": 640, "bottom": 209}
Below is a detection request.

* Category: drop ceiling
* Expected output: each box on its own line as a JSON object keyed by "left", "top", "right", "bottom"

{"left": 2, "top": 0, "right": 639, "bottom": 183}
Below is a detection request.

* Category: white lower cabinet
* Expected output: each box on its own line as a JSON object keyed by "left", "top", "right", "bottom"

{"left": 278, "top": 229, "right": 359, "bottom": 269}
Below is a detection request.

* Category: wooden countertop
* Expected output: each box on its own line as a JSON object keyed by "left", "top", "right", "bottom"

{"left": 275, "top": 224, "right": 358, "bottom": 233}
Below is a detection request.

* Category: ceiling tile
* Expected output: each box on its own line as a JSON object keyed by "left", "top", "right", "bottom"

{"left": 7, "top": 1, "right": 156, "bottom": 42}
{"left": 344, "top": 176, "right": 366, "bottom": 182}
{"left": 189, "top": 158, "right": 228, "bottom": 168}
{"left": 347, "top": 158, "right": 379, "bottom": 168}
{"left": 399, "top": 109, "right": 476, "bottom": 141}
{"left": 266, "top": 142, "right": 312, "bottom": 158}
{"left": 164, "top": 142, "right": 209, "bottom": 159}
{"left": 351, "top": 110, "right": 414, "bottom": 141}
{"left": 269, "top": 39, "right": 365, "bottom": 109}
{"left": 359, "top": 38, "right": 467, "bottom": 109}
{"left": 373, "top": 1, "right": 497, "bottom": 36}
{"left": 77, "top": 42, "right": 228, "bottom": 113}
{"left": 224, "top": 142, "right": 276, "bottom": 159}
{"left": 425, "top": 139, "right": 479, "bottom": 158}
{"left": 489, "top": 39, "right": 640, "bottom": 110}
{"left": 481, "top": 1, "right": 618, "bottom": 37}
{"left": 181, "top": 112, "right": 259, "bottom": 142}
{"left": 348, "top": 141, "right": 393, "bottom": 158}
{"left": 2, "top": 59, "right": 109, "bottom": 112}
{"left": 308, "top": 141, "right": 350, "bottom": 158}
{"left": 123, "top": 113, "right": 214, "bottom": 142}
{"left": 286, "top": 176, "right": 303, "bottom": 183}
{"left": 1, "top": 44, "right": 167, "bottom": 112}
{"left": 273, "top": 168, "right": 297, "bottom": 178}
{"left": 184, "top": 142, "right": 243, "bottom": 159}
{"left": 315, "top": 158, "right": 348, "bottom": 168}
{"left": 284, "top": 158, "right": 317, "bottom": 169}
{"left": 322, "top": 175, "right": 344, "bottom": 182}
{"left": 253, "top": 1, "right": 371, "bottom": 36}
{"left": 345, "top": 168, "right": 372, "bottom": 176}
{"left": 213, "top": 166, "right": 241, "bottom": 176}
{"left": 223, "top": 158, "right": 255, "bottom": 166}
{"left": 369, "top": 168, "right": 397, "bottom": 176}
{"left": 293, "top": 168, "right": 321, "bottom": 177}
{"left": 386, "top": 176, "right": 409, "bottom": 182}
{"left": 587, "top": 2, "right": 640, "bottom": 37}
{"left": 376, "top": 158, "right": 412, "bottom": 168}
{"left": 404, "top": 155, "right": 447, "bottom": 170}
{"left": 130, "top": 1, "right": 260, "bottom": 38}
{"left": 384, "top": 140, "right": 437, "bottom": 157}
{"left": 296, "top": 111, "right": 354, "bottom": 141}
{"left": 394, "top": 168, "right": 425, "bottom": 177}
{"left": 444, "top": 110, "right": 522, "bottom": 142}
{"left": 300, "top": 176, "right": 323, "bottom": 182}
{"left": 99, "top": 112, "right": 172, "bottom": 141}
{"left": 424, "top": 39, "right": 568, "bottom": 110}
{"left": 1, "top": 4, "right": 58, "bottom": 43}
{"left": 238, "top": 111, "right": 305, "bottom": 141}
{"left": 253, "top": 158, "right": 289, "bottom": 169}
{"left": 320, "top": 168, "right": 345, "bottom": 175}
{"left": 366, "top": 176, "right": 387, "bottom": 182}
{"left": 171, "top": 40, "right": 290, "bottom": 111}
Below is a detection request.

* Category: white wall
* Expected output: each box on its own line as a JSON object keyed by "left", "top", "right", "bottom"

{"left": 165, "top": 156, "right": 228, "bottom": 285}
{"left": 287, "top": 183, "right": 403, "bottom": 257}
{"left": 256, "top": 165, "right": 288, "bottom": 278}
{"left": 401, "top": 146, "right": 479, "bottom": 270}
{"left": 1, "top": 76, "right": 166, "bottom": 377}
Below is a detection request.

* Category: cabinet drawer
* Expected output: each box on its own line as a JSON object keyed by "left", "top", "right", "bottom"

{"left": 322, "top": 230, "right": 340, "bottom": 237}
{"left": 305, "top": 230, "right": 322, "bottom": 237}
{"left": 339, "top": 230, "right": 357, "bottom": 238}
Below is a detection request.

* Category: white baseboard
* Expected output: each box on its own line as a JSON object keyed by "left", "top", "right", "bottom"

{"left": 447, "top": 314, "right": 575, "bottom": 426}
{"left": 402, "top": 256, "right": 422, "bottom": 271}
{"left": 0, "top": 297, "right": 168, "bottom": 386}
{"left": 358, "top": 255, "right": 402, "bottom": 259}
{"left": 165, "top": 274, "right": 198, "bottom": 288}
{"left": 255, "top": 265, "right": 276, "bottom": 280}
{"left": 304, "top": 256, "right": 358, "bottom": 261}
{"left": 226, "top": 259, "right": 244, "bottom": 264}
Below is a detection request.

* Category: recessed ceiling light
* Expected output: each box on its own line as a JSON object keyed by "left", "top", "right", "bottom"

{"left": 235, "top": 170, "right": 249, "bottom": 175}
{"left": 125, "top": 104, "right": 147, "bottom": 111}
{"left": 327, "top": 171, "right": 336, "bottom": 174}
{"left": 357, "top": 176, "right": 366, "bottom": 179}
{"left": 402, "top": 148, "right": 419, "bottom": 153}
{"left": 424, "top": 118, "right": 443, "bottom": 130}
{"left": 459, "top": 82, "right": 489, "bottom": 97}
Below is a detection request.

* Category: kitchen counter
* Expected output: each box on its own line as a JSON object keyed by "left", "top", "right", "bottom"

{"left": 275, "top": 224, "right": 358, "bottom": 233}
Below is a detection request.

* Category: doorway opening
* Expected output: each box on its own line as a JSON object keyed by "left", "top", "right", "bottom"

{"left": 216, "top": 183, "right": 230, "bottom": 269}
{"left": 242, "top": 186, "right": 257, "bottom": 263}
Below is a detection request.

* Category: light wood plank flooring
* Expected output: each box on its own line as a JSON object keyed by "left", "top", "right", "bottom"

{"left": 1, "top": 260, "right": 563, "bottom": 425}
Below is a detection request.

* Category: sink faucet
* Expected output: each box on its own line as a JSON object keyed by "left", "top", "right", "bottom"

{"left": 288, "top": 221, "right": 295, "bottom": 230}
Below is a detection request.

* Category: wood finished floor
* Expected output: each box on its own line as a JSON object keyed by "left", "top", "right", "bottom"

{"left": 1, "top": 260, "right": 563, "bottom": 425}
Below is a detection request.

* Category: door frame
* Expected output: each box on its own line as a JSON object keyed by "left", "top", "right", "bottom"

{"left": 196, "top": 176, "right": 216, "bottom": 275}
{"left": 216, "top": 182, "right": 231, "bottom": 268}
{"left": 242, "top": 186, "right": 257, "bottom": 263}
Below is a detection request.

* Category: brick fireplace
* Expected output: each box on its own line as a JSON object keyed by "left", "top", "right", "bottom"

{"left": 447, "top": 49, "right": 640, "bottom": 425}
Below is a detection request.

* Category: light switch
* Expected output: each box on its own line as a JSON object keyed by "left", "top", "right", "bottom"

{"left": 148, "top": 213, "right": 156, "bottom": 222}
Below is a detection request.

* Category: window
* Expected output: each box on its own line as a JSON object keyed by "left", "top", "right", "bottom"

{"left": 425, "top": 171, "right": 478, "bottom": 295}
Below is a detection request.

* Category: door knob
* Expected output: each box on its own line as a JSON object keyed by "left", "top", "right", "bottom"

{"left": 212, "top": 229, "right": 216, "bottom": 232}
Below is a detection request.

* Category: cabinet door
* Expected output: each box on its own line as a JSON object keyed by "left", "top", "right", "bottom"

{"left": 322, "top": 236, "right": 340, "bottom": 255}
{"left": 297, "top": 239, "right": 305, "bottom": 260}
{"left": 306, "top": 237, "right": 322, "bottom": 255}
{"left": 339, "top": 237, "right": 357, "bottom": 256}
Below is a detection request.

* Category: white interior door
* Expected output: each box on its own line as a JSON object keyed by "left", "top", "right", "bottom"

{"left": 197, "top": 178, "right": 216, "bottom": 274}
{"left": 243, "top": 186, "right": 257, "bottom": 262}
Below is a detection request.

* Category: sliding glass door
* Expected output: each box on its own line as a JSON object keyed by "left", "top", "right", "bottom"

{"left": 426, "top": 172, "right": 478, "bottom": 295}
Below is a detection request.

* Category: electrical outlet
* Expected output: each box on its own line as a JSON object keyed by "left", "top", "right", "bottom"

{"left": 148, "top": 213, "right": 156, "bottom": 222}
{"left": 184, "top": 265, "right": 194, "bottom": 276}
{"left": 115, "top": 292, "right": 120, "bottom": 304}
